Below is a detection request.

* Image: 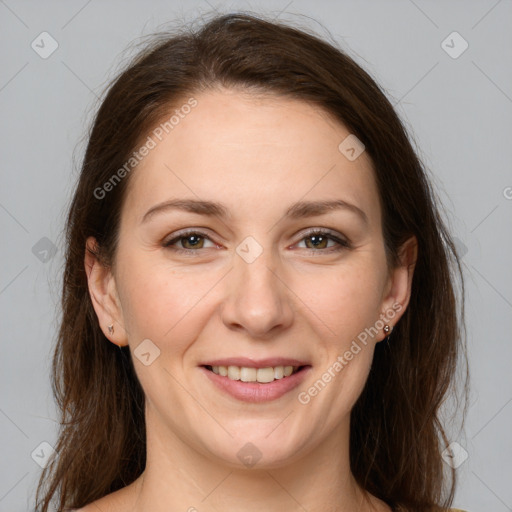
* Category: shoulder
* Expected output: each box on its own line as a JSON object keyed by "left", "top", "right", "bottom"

{"left": 69, "top": 499, "right": 117, "bottom": 512}
{"left": 69, "top": 481, "right": 138, "bottom": 512}
{"left": 76, "top": 504, "right": 110, "bottom": 511}
{"left": 70, "top": 499, "right": 114, "bottom": 512}
{"left": 70, "top": 503, "right": 108, "bottom": 512}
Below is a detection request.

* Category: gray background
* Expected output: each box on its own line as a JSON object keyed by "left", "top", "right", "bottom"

{"left": 0, "top": 1, "right": 511, "bottom": 510}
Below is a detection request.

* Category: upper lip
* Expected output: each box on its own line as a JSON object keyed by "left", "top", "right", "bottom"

{"left": 200, "top": 357, "right": 310, "bottom": 368}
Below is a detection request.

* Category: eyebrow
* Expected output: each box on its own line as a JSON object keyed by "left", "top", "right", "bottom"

{"left": 141, "top": 198, "right": 368, "bottom": 225}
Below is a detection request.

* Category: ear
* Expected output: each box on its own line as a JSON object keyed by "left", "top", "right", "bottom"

{"left": 84, "top": 236, "right": 128, "bottom": 346}
{"left": 377, "top": 235, "right": 418, "bottom": 341}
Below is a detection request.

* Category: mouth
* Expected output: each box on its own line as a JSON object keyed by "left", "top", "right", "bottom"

{"left": 202, "top": 364, "right": 307, "bottom": 384}
{"left": 199, "top": 360, "right": 312, "bottom": 403}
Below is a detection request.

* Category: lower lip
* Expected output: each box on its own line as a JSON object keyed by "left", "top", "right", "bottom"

{"left": 199, "top": 366, "right": 311, "bottom": 403}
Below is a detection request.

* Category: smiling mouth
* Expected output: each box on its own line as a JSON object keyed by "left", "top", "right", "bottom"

{"left": 203, "top": 364, "right": 306, "bottom": 384}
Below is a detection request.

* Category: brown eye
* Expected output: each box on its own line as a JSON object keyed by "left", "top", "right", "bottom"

{"left": 297, "top": 230, "right": 350, "bottom": 252}
{"left": 179, "top": 234, "right": 205, "bottom": 249}
{"left": 304, "top": 234, "right": 330, "bottom": 249}
{"left": 163, "top": 231, "right": 216, "bottom": 252}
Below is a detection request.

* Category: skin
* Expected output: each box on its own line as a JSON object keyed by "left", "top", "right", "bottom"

{"left": 83, "top": 88, "right": 417, "bottom": 512}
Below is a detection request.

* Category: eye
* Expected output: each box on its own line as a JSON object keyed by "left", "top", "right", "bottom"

{"left": 162, "top": 228, "right": 351, "bottom": 255}
{"left": 163, "top": 230, "right": 216, "bottom": 253}
{"left": 295, "top": 229, "right": 350, "bottom": 253}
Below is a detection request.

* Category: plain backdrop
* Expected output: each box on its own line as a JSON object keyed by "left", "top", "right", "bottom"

{"left": 0, "top": 1, "right": 511, "bottom": 511}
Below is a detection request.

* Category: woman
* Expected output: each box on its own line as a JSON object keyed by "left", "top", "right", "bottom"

{"left": 35, "top": 13, "right": 468, "bottom": 512}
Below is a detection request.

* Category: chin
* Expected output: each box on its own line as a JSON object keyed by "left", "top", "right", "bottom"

{"left": 200, "top": 428, "right": 309, "bottom": 470}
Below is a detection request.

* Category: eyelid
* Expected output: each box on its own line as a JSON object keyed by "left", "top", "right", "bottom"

{"left": 296, "top": 227, "right": 349, "bottom": 242}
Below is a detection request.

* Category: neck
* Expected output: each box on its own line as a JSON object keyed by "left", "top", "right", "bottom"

{"left": 125, "top": 405, "right": 386, "bottom": 512}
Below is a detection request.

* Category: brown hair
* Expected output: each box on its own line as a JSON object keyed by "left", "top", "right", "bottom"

{"left": 35, "top": 12, "right": 468, "bottom": 512}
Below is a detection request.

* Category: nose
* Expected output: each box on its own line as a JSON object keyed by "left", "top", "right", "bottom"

{"left": 220, "top": 245, "right": 294, "bottom": 339}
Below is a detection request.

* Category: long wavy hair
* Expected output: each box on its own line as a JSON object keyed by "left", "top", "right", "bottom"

{"left": 35, "top": 12, "right": 468, "bottom": 512}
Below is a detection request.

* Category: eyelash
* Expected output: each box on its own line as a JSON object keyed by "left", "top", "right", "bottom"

{"left": 162, "top": 228, "right": 351, "bottom": 255}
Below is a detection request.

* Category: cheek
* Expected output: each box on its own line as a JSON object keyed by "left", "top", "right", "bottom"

{"left": 289, "top": 256, "right": 385, "bottom": 415}
{"left": 292, "top": 260, "right": 386, "bottom": 342}
{"left": 117, "top": 258, "right": 203, "bottom": 344}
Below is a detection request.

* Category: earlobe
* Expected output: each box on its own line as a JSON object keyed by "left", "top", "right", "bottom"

{"left": 84, "top": 237, "right": 128, "bottom": 346}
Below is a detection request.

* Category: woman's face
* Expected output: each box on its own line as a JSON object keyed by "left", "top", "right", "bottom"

{"left": 87, "top": 88, "right": 414, "bottom": 469}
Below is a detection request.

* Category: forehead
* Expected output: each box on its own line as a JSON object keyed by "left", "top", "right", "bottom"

{"left": 122, "top": 89, "right": 381, "bottom": 228}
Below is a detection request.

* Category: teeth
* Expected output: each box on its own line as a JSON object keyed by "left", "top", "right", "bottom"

{"left": 227, "top": 366, "right": 240, "bottom": 380}
{"left": 209, "top": 365, "right": 299, "bottom": 383}
{"left": 257, "top": 367, "right": 275, "bottom": 383}
{"left": 240, "top": 367, "right": 257, "bottom": 382}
